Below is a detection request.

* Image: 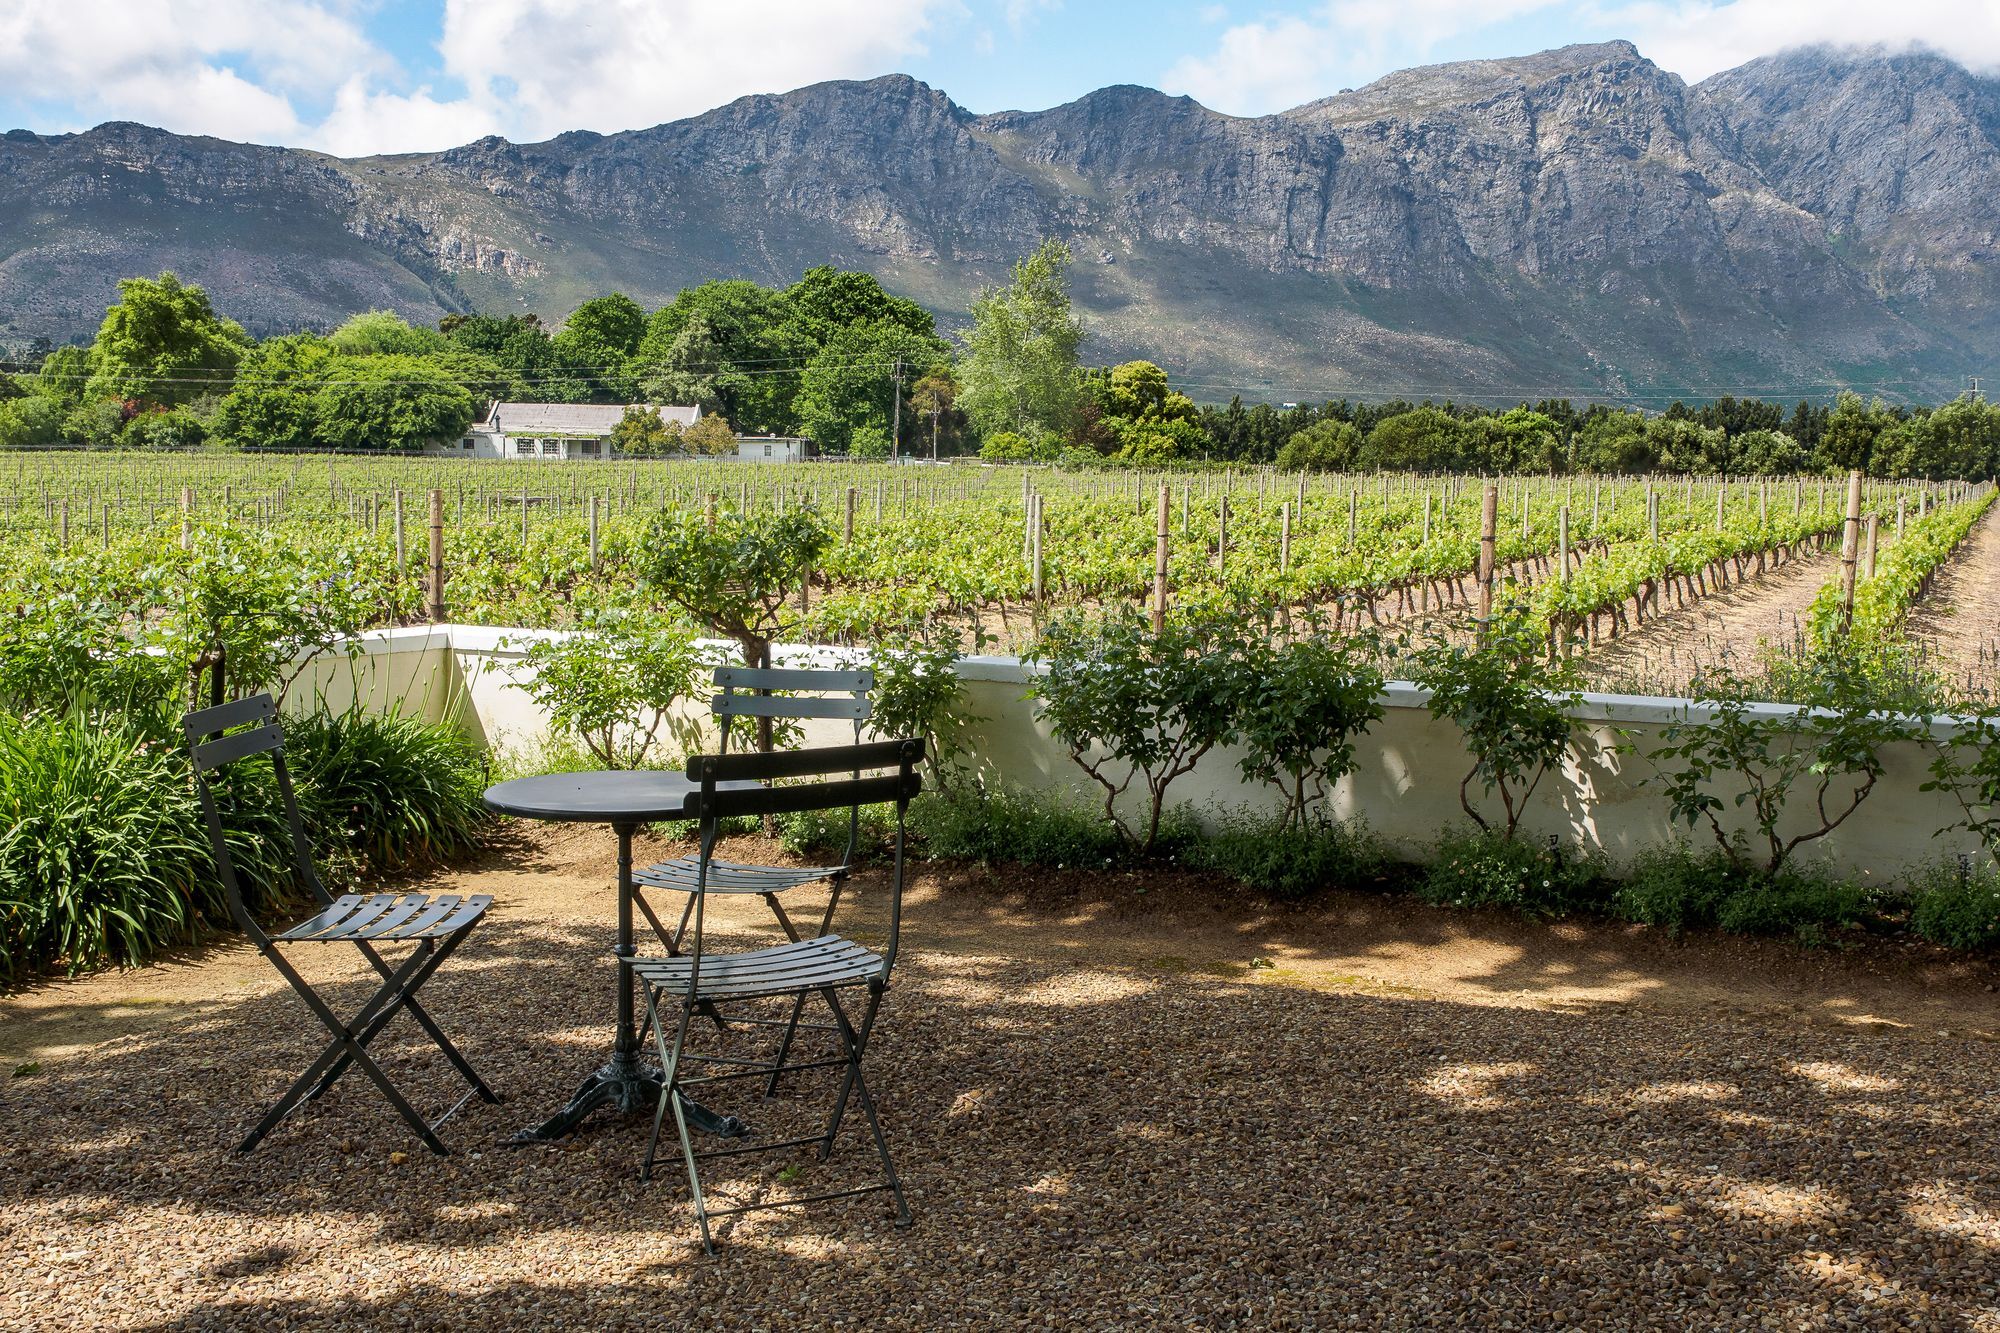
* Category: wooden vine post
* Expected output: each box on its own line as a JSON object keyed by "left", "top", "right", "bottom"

{"left": 587, "top": 495, "right": 600, "bottom": 570}
{"left": 1477, "top": 481, "right": 1499, "bottom": 630}
{"left": 1864, "top": 513, "right": 1880, "bottom": 580}
{"left": 1152, "top": 483, "right": 1170, "bottom": 632}
{"left": 426, "top": 489, "right": 446, "bottom": 623}
{"left": 393, "top": 489, "right": 406, "bottom": 572}
{"left": 1838, "top": 469, "right": 1863, "bottom": 632}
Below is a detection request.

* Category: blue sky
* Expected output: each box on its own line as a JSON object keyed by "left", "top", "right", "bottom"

{"left": 2, "top": 1, "right": 1995, "bottom": 155}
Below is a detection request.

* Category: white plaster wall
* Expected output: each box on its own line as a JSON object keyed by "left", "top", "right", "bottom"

{"left": 302, "top": 627, "right": 1983, "bottom": 887}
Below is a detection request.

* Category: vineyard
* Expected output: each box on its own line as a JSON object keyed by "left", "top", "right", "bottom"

{"left": 0, "top": 452, "right": 1993, "bottom": 701}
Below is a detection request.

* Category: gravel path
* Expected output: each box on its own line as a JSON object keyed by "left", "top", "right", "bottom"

{"left": 1905, "top": 504, "right": 2000, "bottom": 701}
{"left": 3, "top": 824, "right": 1998, "bottom": 1330}
{"left": 1581, "top": 549, "right": 1837, "bottom": 695}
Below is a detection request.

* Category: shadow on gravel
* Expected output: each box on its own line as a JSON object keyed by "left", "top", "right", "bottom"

{"left": 3, "top": 862, "right": 1998, "bottom": 1331}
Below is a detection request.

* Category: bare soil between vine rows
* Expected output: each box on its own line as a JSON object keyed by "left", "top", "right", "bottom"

{"left": 1905, "top": 504, "right": 2000, "bottom": 701}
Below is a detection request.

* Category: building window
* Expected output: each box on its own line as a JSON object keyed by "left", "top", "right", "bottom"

{"left": 763, "top": 443, "right": 773, "bottom": 458}
{"left": 513, "top": 438, "right": 533, "bottom": 456}
{"left": 460, "top": 437, "right": 475, "bottom": 450}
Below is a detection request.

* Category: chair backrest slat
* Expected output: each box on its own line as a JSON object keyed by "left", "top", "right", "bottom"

{"left": 686, "top": 770, "right": 921, "bottom": 821}
{"left": 689, "top": 737, "right": 922, "bottom": 784}
{"left": 714, "top": 666, "right": 872, "bottom": 694}
{"left": 714, "top": 693, "right": 871, "bottom": 721}
{"left": 184, "top": 693, "right": 277, "bottom": 738}
{"left": 191, "top": 723, "right": 283, "bottom": 773}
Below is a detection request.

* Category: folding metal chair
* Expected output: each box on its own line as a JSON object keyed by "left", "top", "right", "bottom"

{"left": 627, "top": 737, "right": 924, "bottom": 1253}
{"left": 632, "top": 665, "right": 873, "bottom": 1091}
{"left": 184, "top": 694, "right": 500, "bottom": 1155}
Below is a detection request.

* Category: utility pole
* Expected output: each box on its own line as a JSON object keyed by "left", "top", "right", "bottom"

{"left": 890, "top": 356, "right": 903, "bottom": 463}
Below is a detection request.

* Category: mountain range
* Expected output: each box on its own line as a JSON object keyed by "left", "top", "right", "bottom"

{"left": 2, "top": 40, "right": 1997, "bottom": 403}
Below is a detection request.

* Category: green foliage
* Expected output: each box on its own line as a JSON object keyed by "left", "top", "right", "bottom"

{"left": 638, "top": 507, "right": 831, "bottom": 668}
{"left": 0, "top": 700, "right": 490, "bottom": 981}
{"left": 1649, "top": 657, "right": 1927, "bottom": 875}
{"left": 1031, "top": 606, "right": 1243, "bottom": 851}
{"left": 1224, "top": 613, "right": 1385, "bottom": 828}
{"left": 510, "top": 613, "right": 707, "bottom": 769}
{"left": 213, "top": 333, "right": 334, "bottom": 448}
{"left": 163, "top": 524, "right": 376, "bottom": 703}
{"left": 1276, "top": 419, "right": 1361, "bottom": 472}
{"left": 284, "top": 707, "right": 488, "bottom": 870}
{"left": 1418, "top": 829, "right": 1604, "bottom": 917}
{"left": 682, "top": 413, "right": 738, "bottom": 456}
{"left": 1907, "top": 860, "right": 2000, "bottom": 950}
{"left": 1409, "top": 611, "right": 1581, "bottom": 838}
{"left": 0, "top": 395, "right": 63, "bottom": 448}
{"left": 867, "top": 630, "right": 984, "bottom": 789}
{"left": 960, "top": 240, "right": 1085, "bottom": 442}
{"left": 1923, "top": 710, "right": 2000, "bottom": 862}
{"left": 310, "top": 354, "right": 478, "bottom": 451}
{"left": 1363, "top": 407, "right": 1466, "bottom": 471}
{"left": 906, "top": 785, "right": 1126, "bottom": 869}
{"left": 85, "top": 272, "right": 248, "bottom": 408}
{"left": 329, "top": 310, "right": 446, "bottom": 358}
{"left": 0, "top": 557, "right": 178, "bottom": 716}
{"left": 978, "top": 429, "right": 1054, "bottom": 462}
{"left": 0, "top": 707, "right": 211, "bottom": 979}
{"left": 796, "top": 319, "right": 946, "bottom": 455}
{"left": 1185, "top": 812, "right": 1390, "bottom": 901}
{"left": 1714, "top": 876, "right": 1874, "bottom": 942}
{"left": 608, "top": 405, "right": 681, "bottom": 457}
{"left": 1611, "top": 846, "right": 1751, "bottom": 934}
{"left": 122, "top": 406, "right": 209, "bottom": 450}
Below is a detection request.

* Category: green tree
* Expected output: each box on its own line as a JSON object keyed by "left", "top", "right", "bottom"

{"left": 1361, "top": 407, "right": 1466, "bottom": 471}
{"left": 85, "top": 272, "right": 248, "bottom": 407}
{"left": 329, "top": 310, "right": 445, "bottom": 358}
{"left": 782, "top": 265, "right": 938, "bottom": 347}
{"left": 608, "top": 406, "right": 680, "bottom": 457}
{"left": 1275, "top": 419, "right": 1361, "bottom": 472}
{"left": 636, "top": 280, "right": 797, "bottom": 433}
{"left": 310, "top": 355, "right": 477, "bottom": 451}
{"left": 795, "top": 319, "right": 946, "bottom": 455}
{"left": 959, "top": 240, "right": 1085, "bottom": 442}
{"left": 553, "top": 293, "right": 647, "bottom": 401}
{"left": 213, "top": 334, "right": 334, "bottom": 449}
{"left": 0, "top": 397, "right": 63, "bottom": 448}
{"left": 638, "top": 313, "right": 738, "bottom": 414}
{"left": 1816, "top": 391, "right": 1891, "bottom": 474}
{"left": 909, "top": 368, "right": 959, "bottom": 458}
{"left": 682, "top": 413, "right": 738, "bottom": 457}
{"left": 1573, "top": 410, "right": 1655, "bottom": 473}
{"left": 1730, "top": 428, "right": 1808, "bottom": 475}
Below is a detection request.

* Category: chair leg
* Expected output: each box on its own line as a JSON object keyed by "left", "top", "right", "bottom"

{"left": 762, "top": 991, "right": 812, "bottom": 1098}
{"left": 311, "top": 930, "right": 496, "bottom": 1106}
{"left": 242, "top": 940, "right": 456, "bottom": 1155}
{"left": 817, "top": 985, "right": 909, "bottom": 1225}
{"left": 818, "top": 986, "right": 883, "bottom": 1153}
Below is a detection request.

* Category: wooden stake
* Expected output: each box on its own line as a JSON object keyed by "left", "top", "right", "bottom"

{"left": 1153, "top": 484, "right": 1170, "bottom": 632}
{"left": 427, "top": 489, "right": 446, "bottom": 622}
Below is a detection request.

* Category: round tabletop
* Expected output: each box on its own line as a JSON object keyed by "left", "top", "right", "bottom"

{"left": 483, "top": 770, "right": 756, "bottom": 824}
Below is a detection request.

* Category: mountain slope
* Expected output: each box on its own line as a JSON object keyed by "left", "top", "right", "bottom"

{"left": 1, "top": 41, "right": 1995, "bottom": 401}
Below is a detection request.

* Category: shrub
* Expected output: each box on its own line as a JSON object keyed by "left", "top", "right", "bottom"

{"left": 0, "top": 708, "right": 211, "bottom": 979}
{"left": 1713, "top": 873, "right": 1875, "bottom": 942}
{"left": 1907, "top": 861, "right": 2000, "bottom": 950}
{"left": 1185, "top": 813, "right": 1390, "bottom": 901}
{"left": 907, "top": 786, "right": 1126, "bottom": 869}
{"left": 1650, "top": 655, "right": 1926, "bottom": 875}
{"left": 776, "top": 802, "right": 895, "bottom": 860}
{"left": 1418, "top": 829, "right": 1605, "bottom": 918}
{"left": 1409, "top": 610, "right": 1581, "bottom": 839}
{"left": 1032, "top": 606, "right": 1242, "bottom": 851}
{"left": 1225, "top": 613, "right": 1385, "bottom": 829}
{"left": 285, "top": 708, "right": 489, "bottom": 872}
{"left": 509, "top": 613, "right": 708, "bottom": 769}
{"left": 1612, "top": 846, "right": 1747, "bottom": 934}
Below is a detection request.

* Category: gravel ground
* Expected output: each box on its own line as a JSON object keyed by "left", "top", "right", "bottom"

{"left": 3, "top": 823, "right": 1999, "bottom": 1330}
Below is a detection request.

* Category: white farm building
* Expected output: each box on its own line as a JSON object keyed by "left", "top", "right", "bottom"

{"left": 449, "top": 402, "right": 702, "bottom": 460}
{"left": 436, "top": 403, "right": 815, "bottom": 462}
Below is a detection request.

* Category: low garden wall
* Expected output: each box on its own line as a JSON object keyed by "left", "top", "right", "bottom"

{"left": 291, "top": 625, "right": 1982, "bottom": 888}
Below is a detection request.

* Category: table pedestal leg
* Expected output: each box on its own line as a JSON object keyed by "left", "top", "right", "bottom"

{"left": 510, "top": 821, "right": 748, "bottom": 1145}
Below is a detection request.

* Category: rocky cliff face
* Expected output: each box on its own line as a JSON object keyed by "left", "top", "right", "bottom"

{"left": 2, "top": 41, "right": 1995, "bottom": 399}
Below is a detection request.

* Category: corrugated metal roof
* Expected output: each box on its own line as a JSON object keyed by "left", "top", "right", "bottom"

{"left": 480, "top": 402, "right": 701, "bottom": 435}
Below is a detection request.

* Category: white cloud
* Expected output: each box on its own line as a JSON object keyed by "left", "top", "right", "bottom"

{"left": 312, "top": 77, "right": 504, "bottom": 158}
{"left": 1160, "top": 0, "right": 1562, "bottom": 114}
{"left": 0, "top": 0, "right": 956, "bottom": 153}
{"left": 431, "top": 0, "right": 952, "bottom": 144}
{"left": 0, "top": 0, "right": 382, "bottom": 141}
{"left": 1590, "top": 0, "right": 2000, "bottom": 82}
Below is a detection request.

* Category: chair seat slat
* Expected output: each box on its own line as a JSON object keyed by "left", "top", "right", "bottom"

{"left": 713, "top": 666, "right": 872, "bottom": 693}
{"left": 712, "top": 694, "right": 871, "bottom": 721}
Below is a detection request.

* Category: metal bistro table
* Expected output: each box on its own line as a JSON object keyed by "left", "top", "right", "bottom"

{"left": 484, "top": 770, "right": 758, "bottom": 1145}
